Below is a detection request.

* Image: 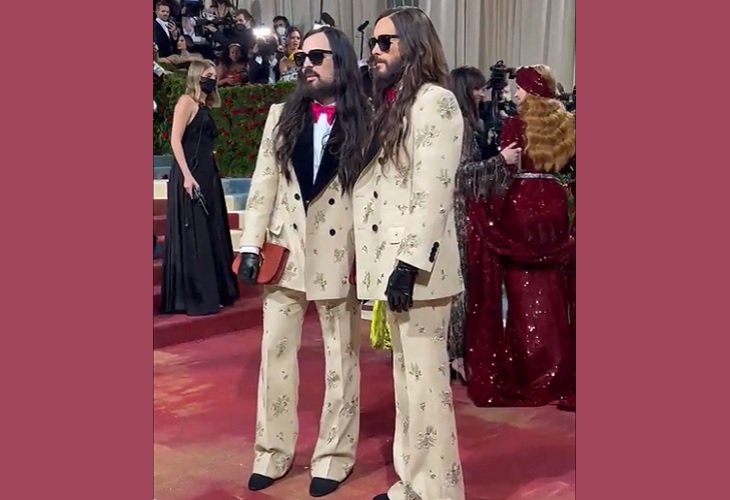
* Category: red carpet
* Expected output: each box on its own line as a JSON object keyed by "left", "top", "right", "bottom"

{"left": 154, "top": 313, "right": 575, "bottom": 500}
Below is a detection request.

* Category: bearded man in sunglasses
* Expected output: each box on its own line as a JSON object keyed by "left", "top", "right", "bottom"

{"left": 353, "top": 7, "right": 466, "bottom": 500}
{"left": 237, "top": 26, "right": 372, "bottom": 497}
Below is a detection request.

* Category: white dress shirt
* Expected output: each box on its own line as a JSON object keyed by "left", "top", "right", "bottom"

{"left": 156, "top": 17, "right": 170, "bottom": 39}
{"left": 239, "top": 105, "right": 334, "bottom": 254}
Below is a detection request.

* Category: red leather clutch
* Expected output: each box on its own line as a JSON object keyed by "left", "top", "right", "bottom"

{"left": 233, "top": 243, "right": 290, "bottom": 285}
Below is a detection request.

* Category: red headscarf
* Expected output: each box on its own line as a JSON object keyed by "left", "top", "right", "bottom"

{"left": 515, "top": 66, "right": 555, "bottom": 99}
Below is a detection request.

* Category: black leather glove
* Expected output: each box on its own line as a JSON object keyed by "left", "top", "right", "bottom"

{"left": 385, "top": 261, "right": 419, "bottom": 313}
{"left": 238, "top": 252, "right": 261, "bottom": 286}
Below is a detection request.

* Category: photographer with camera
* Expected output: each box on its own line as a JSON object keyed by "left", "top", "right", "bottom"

{"left": 478, "top": 60, "right": 518, "bottom": 159}
{"left": 204, "top": 8, "right": 255, "bottom": 59}
{"left": 248, "top": 34, "right": 281, "bottom": 84}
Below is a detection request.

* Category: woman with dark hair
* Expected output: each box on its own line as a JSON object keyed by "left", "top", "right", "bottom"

{"left": 464, "top": 64, "right": 576, "bottom": 408}
{"left": 448, "top": 66, "right": 520, "bottom": 382}
{"left": 157, "top": 34, "right": 203, "bottom": 68}
{"left": 278, "top": 26, "right": 302, "bottom": 81}
{"left": 216, "top": 42, "right": 248, "bottom": 86}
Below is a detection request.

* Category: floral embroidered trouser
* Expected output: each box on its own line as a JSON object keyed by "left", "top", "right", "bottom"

{"left": 253, "top": 286, "right": 361, "bottom": 481}
{"left": 386, "top": 298, "right": 465, "bottom": 500}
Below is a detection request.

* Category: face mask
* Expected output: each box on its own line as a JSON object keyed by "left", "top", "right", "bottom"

{"left": 200, "top": 77, "right": 217, "bottom": 94}
{"left": 276, "top": 26, "right": 286, "bottom": 36}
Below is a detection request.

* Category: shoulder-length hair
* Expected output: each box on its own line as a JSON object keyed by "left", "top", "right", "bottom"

{"left": 185, "top": 59, "right": 221, "bottom": 108}
{"left": 449, "top": 66, "right": 486, "bottom": 141}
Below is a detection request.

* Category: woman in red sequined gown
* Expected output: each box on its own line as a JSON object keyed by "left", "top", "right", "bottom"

{"left": 464, "top": 65, "right": 576, "bottom": 407}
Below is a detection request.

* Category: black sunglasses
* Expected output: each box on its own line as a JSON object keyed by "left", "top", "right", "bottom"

{"left": 293, "top": 49, "right": 333, "bottom": 68}
{"left": 369, "top": 34, "right": 399, "bottom": 52}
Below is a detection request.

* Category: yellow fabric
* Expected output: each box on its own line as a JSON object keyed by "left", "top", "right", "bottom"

{"left": 369, "top": 300, "right": 392, "bottom": 350}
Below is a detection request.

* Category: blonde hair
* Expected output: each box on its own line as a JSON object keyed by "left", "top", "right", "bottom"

{"left": 518, "top": 65, "right": 575, "bottom": 173}
{"left": 185, "top": 59, "right": 221, "bottom": 108}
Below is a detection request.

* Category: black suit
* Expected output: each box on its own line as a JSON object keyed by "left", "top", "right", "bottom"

{"left": 153, "top": 20, "right": 175, "bottom": 57}
{"left": 290, "top": 116, "right": 340, "bottom": 214}
{"left": 248, "top": 56, "right": 280, "bottom": 84}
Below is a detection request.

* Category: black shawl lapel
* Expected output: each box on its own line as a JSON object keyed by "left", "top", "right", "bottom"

{"left": 311, "top": 119, "right": 341, "bottom": 199}
{"left": 291, "top": 119, "right": 314, "bottom": 204}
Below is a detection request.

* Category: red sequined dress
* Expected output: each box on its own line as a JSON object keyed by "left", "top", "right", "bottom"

{"left": 463, "top": 116, "right": 575, "bottom": 407}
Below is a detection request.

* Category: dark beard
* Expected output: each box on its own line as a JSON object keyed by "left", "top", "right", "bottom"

{"left": 299, "top": 70, "right": 336, "bottom": 102}
{"left": 370, "top": 56, "right": 405, "bottom": 94}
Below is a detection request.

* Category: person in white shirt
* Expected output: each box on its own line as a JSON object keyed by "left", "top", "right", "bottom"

{"left": 236, "top": 26, "right": 372, "bottom": 497}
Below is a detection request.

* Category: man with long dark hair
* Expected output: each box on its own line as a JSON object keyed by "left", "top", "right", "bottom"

{"left": 237, "top": 26, "right": 372, "bottom": 497}
{"left": 354, "top": 7, "right": 466, "bottom": 500}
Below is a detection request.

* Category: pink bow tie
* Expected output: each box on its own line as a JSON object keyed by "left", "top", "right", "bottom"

{"left": 385, "top": 88, "right": 397, "bottom": 104}
{"left": 311, "top": 102, "right": 336, "bottom": 125}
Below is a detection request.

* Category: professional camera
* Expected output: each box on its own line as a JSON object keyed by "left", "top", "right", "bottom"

{"left": 480, "top": 60, "right": 518, "bottom": 155}
{"left": 190, "top": 10, "right": 237, "bottom": 38}
{"left": 557, "top": 85, "right": 576, "bottom": 112}
{"left": 487, "top": 60, "right": 516, "bottom": 93}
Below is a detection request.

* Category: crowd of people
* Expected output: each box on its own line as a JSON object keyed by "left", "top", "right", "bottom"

{"left": 155, "top": 4, "right": 576, "bottom": 499}
{"left": 153, "top": 0, "right": 303, "bottom": 85}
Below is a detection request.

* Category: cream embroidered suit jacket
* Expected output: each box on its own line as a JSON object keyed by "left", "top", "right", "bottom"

{"left": 352, "top": 84, "right": 464, "bottom": 302}
{"left": 239, "top": 103, "right": 355, "bottom": 301}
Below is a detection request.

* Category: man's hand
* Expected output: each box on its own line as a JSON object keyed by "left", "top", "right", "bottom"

{"left": 204, "top": 24, "right": 218, "bottom": 33}
{"left": 385, "top": 261, "right": 418, "bottom": 313}
{"left": 238, "top": 253, "right": 261, "bottom": 285}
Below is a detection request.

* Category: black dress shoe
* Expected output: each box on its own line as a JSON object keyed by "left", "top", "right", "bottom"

{"left": 248, "top": 473, "right": 276, "bottom": 491}
{"left": 309, "top": 477, "right": 342, "bottom": 497}
{"left": 373, "top": 494, "right": 389, "bottom": 500}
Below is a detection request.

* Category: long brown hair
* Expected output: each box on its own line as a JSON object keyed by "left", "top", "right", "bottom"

{"left": 273, "top": 26, "right": 372, "bottom": 193}
{"left": 371, "top": 7, "right": 450, "bottom": 171}
{"left": 449, "top": 66, "right": 486, "bottom": 144}
{"left": 518, "top": 65, "right": 576, "bottom": 173}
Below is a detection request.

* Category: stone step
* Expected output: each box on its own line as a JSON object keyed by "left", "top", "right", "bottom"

{"left": 154, "top": 180, "right": 167, "bottom": 199}
{"left": 153, "top": 295, "right": 263, "bottom": 349}
{"left": 154, "top": 281, "right": 260, "bottom": 311}
{"left": 224, "top": 194, "right": 248, "bottom": 212}
{"left": 154, "top": 199, "right": 166, "bottom": 216}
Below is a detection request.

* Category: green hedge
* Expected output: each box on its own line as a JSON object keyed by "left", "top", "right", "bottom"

{"left": 153, "top": 73, "right": 296, "bottom": 178}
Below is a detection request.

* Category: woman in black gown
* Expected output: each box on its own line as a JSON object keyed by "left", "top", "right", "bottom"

{"left": 159, "top": 59, "right": 239, "bottom": 316}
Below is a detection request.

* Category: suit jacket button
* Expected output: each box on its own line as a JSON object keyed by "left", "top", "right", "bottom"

{"left": 293, "top": 223, "right": 298, "bottom": 230}
{"left": 373, "top": 191, "right": 378, "bottom": 199}
{"left": 328, "top": 198, "right": 335, "bottom": 205}
{"left": 294, "top": 193, "right": 301, "bottom": 200}
{"left": 372, "top": 224, "right": 378, "bottom": 232}
{"left": 329, "top": 229, "right": 336, "bottom": 236}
